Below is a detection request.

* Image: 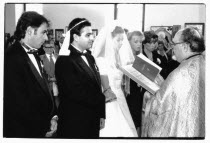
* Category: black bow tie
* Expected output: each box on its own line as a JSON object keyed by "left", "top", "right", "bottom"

{"left": 76, "top": 50, "right": 88, "bottom": 56}
{"left": 27, "top": 49, "right": 39, "bottom": 54}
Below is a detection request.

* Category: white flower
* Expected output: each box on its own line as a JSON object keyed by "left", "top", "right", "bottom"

{"left": 157, "top": 58, "right": 161, "bottom": 64}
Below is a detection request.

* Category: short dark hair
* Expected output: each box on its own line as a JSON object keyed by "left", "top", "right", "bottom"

{"left": 14, "top": 11, "right": 50, "bottom": 41}
{"left": 152, "top": 34, "right": 158, "bottom": 39}
{"left": 111, "top": 26, "right": 124, "bottom": 38}
{"left": 181, "top": 27, "right": 205, "bottom": 53}
{"left": 68, "top": 18, "right": 91, "bottom": 43}
{"left": 158, "top": 40, "right": 167, "bottom": 51}
{"left": 143, "top": 31, "right": 156, "bottom": 44}
{"left": 128, "top": 31, "right": 143, "bottom": 41}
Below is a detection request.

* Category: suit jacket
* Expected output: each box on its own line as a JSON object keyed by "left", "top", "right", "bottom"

{"left": 40, "top": 53, "right": 59, "bottom": 93}
{"left": 54, "top": 41, "right": 61, "bottom": 54}
{"left": 55, "top": 45, "right": 105, "bottom": 138}
{"left": 4, "top": 41, "right": 56, "bottom": 138}
{"left": 40, "top": 53, "right": 58, "bottom": 76}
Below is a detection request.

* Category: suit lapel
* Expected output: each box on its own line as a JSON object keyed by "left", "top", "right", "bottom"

{"left": 70, "top": 45, "right": 101, "bottom": 89}
{"left": 26, "top": 58, "right": 50, "bottom": 95}
{"left": 85, "top": 53, "right": 101, "bottom": 87}
{"left": 18, "top": 43, "right": 52, "bottom": 97}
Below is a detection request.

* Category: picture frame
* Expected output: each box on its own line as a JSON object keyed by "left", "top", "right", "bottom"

{"left": 47, "top": 29, "right": 54, "bottom": 40}
{"left": 184, "top": 23, "right": 205, "bottom": 36}
{"left": 55, "top": 29, "right": 64, "bottom": 41}
{"left": 150, "top": 26, "right": 173, "bottom": 35}
{"left": 92, "top": 29, "right": 98, "bottom": 38}
{"left": 172, "top": 25, "right": 181, "bottom": 38}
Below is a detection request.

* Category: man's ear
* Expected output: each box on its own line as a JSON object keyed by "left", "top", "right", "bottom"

{"left": 26, "top": 26, "right": 34, "bottom": 36}
{"left": 183, "top": 43, "right": 190, "bottom": 52}
{"left": 73, "top": 34, "right": 79, "bottom": 42}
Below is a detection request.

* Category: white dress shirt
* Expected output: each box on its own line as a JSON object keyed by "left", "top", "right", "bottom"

{"left": 22, "top": 44, "right": 42, "bottom": 77}
{"left": 45, "top": 53, "right": 56, "bottom": 63}
{"left": 71, "top": 44, "right": 90, "bottom": 67}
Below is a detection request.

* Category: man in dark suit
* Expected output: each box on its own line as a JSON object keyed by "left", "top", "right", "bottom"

{"left": 40, "top": 40, "right": 59, "bottom": 107}
{"left": 55, "top": 18, "right": 105, "bottom": 138}
{"left": 54, "top": 34, "right": 64, "bottom": 54}
{"left": 4, "top": 11, "right": 57, "bottom": 138}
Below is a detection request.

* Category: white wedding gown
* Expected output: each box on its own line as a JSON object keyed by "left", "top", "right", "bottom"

{"left": 97, "top": 58, "right": 138, "bottom": 137}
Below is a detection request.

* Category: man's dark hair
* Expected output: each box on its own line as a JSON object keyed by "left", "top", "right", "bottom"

{"left": 14, "top": 11, "right": 50, "bottom": 41}
{"left": 182, "top": 27, "right": 205, "bottom": 53}
{"left": 142, "top": 31, "right": 156, "bottom": 44}
{"left": 68, "top": 18, "right": 91, "bottom": 43}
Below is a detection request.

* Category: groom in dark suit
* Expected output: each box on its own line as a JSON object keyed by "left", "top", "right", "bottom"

{"left": 4, "top": 11, "right": 57, "bottom": 138}
{"left": 55, "top": 18, "right": 105, "bottom": 138}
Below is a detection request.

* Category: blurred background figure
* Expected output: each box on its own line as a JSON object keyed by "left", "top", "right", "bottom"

{"left": 126, "top": 30, "right": 144, "bottom": 136}
{"left": 153, "top": 40, "right": 169, "bottom": 79}
{"left": 5, "top": 34, "right": 16, "bottom": 50}
{"left": 55, "top": 34, "right": 65, "bottom": 54}
{"left": 40, "top": 40, "right": 59, "bottom": 107}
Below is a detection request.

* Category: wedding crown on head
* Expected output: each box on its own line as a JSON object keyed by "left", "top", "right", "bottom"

{"left": 69, "top": 20, "right": 87, "bottom": 31}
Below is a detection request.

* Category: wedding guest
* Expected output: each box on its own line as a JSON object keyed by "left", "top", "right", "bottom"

{"left": 153, "top": 40, "right": 169, "bottom": 79}
{"left": 4, "top": 11, "right": 57, "bottom": 138}
{"left": 55, "top": 34, "right": 64, "bottom": 54}
{"left": 40, "top": 40, "right": 59, "bottom": 107}
{"left": 142, "top": 27, "right": 205, "bottom": 137}
{"left": 55, "top": 18, "right": 105, "bottom": 138}
{"left": 126, "top": 31, "right": 144, "bottom": 136}
{"left": 142, "top": 31, "right": 167, "bottom": 78}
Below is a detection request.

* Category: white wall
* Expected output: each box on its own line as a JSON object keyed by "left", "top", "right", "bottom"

{"left": 43, "top": 4, "right": 115, "bottom": 32}
{"left": 117, "top": 4, "right": 143, "bottom": 32}
{"left": 144, "top": 4, "right": 206, "bottom": 31}
{"left": 5, "top": 3, "right": 206, "bottom": 36}
{"left": 5, "top": 4, "right": 16, "bottom": 35}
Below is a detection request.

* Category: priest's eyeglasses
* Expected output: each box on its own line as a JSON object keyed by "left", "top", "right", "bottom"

{"left": 169, "top": 42, "right": 186, "bottom": 48}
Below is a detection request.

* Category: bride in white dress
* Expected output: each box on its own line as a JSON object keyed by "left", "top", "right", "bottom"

{"left": 92, "top": 21, "right": 138, "bottom": 137}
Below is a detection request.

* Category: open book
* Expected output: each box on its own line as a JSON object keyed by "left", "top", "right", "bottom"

{"left": 119, "top": 53, "right": 162, "bottom": 95}
{"left": 133, "top": 53, "right": 162, "bottom": 82}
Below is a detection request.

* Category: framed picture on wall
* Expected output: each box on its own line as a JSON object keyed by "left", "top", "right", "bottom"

{"left": 185, "top": 23, "right": 205, "bottom": 36}
{"left": 172, "top": 25, "right": 181, "bottom": 38}
{"left": 92, "top": 29, "right": 98, "bottom": 38}
{"left": 150, "top": 26, "right": 173, "bottom": 43}
{"left": 150, "top": 26, "right": 173, "bottom": 35}
{"left": 55, "top": 29, "right": 64, "bottom": 41}
{"left": 47, "top": 29, "right": 54, "bottom": 40}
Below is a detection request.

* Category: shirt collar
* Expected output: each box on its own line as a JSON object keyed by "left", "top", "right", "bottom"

{"left": 71, "top": 44, "right": 86, "bottom": 53}
{"left": 21, "top": 42, "right": 38, "bottom": 53}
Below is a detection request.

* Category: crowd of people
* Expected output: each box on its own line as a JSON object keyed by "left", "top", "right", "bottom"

{"left": 4, "top": 11, "right": 205, "bottom": 138}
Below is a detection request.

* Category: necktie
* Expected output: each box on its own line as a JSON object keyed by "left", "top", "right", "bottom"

{"left": 49, "top": 54, "right": 55, "bottom": 77}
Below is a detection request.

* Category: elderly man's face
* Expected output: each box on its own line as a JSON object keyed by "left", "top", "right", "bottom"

{"left": 43, "top": 43, "right": 54, "bottom": 54}
{"left": 172, "top": 31, "right": 186, "bottom": 63}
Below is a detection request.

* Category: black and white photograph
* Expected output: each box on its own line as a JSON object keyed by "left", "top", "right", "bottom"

{"left": 1, "top": 0, "right": 208, "bottom": 143}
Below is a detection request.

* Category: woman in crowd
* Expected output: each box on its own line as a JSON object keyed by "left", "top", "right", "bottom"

{"left": 92, "top": 21, "right": 138, "bottom": 137}
{"left": 125, "top": 31, "right": 144, "bottom": 136}
{"left": 153, "top": 40, "right": 169, "bottom": 79}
